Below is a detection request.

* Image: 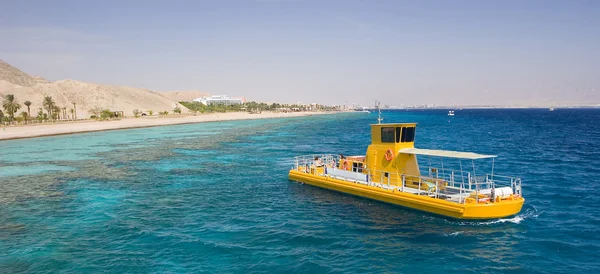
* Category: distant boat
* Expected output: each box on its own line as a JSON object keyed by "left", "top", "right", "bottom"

{"left": 448, "top": 110, "right": 455, "bottom": 116}
{"left": 354, "top": 106, "right": 370, "bottom": 113}
{"left": 549, "top": 107, "right": 555, "bottom": 111}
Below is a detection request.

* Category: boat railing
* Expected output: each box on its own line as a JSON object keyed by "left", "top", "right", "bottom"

{"left": 417, "top": 167, "right": 522, "bottom": 196}
{"left": 364, "top": 169, "right": 521, "bottom": 203}
{"left": 419, "top": 167, "right": 472, "bottom": 188}
{"left": 293, "top": 154, "right": 340, "bottom": 170}
{"left": 484, "top": 174, "right": 523, "bottom": 197}
{"left": 364, "top": 169, "right": 457, "bottom": 199}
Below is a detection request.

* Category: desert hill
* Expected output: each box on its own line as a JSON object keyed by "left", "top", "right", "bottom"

{"left": 0, "top": 59, "right": 196, "bottom": 118}
{"left": 0, "top": 59, "right": 39, "bottom": 87}
{"left": 161, "top": 90, "right": 209, "bottom": 102}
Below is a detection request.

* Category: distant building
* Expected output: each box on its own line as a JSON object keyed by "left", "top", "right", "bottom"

{"left": 193, "top": 95, "right": 244, "bottom": 105}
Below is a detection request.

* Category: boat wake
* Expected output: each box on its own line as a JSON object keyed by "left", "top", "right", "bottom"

{"left": 478, "top": 205, "right": 540, "bottom": 225}
{"left": 442, "top": 206, "right": 540, "bottom": 236}
{"left": 485, "top": 215, "right": 526, "bottom": 225}
{"left": 448, "top": 205, "right": 540, "bottom": 226}
{"left": 444, "top": 231, "right": 466, "bottom": 237}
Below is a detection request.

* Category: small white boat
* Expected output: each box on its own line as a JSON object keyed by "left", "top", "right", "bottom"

{"left": 448, "top": 110, "right": 455, "bottom": 116}
{"left": 549, "top": 107, "right": 555, "bottom": 111}
{"left": 354, "top": 106, "right": 370, "bottom": 113}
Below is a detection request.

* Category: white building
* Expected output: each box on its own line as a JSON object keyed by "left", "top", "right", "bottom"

{"left": 193, "top": 95, "right": 244, "bottom": 106}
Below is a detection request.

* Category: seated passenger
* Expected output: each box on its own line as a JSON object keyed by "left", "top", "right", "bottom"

{"left": 314, "top": 157, "right": 324, "bottom": 167}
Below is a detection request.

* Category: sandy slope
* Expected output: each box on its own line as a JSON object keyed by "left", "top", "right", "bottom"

{"left": 0, "top": 111, "right": 331, "bottom": 140}
{"left": 0, "top": 79, "right": 190, "bottom": 118}
{"left": 0, "top": 59, "right": 200, "bottom": 118}
{"left": 0, "top": 59, "right": 38, "bottom": 87}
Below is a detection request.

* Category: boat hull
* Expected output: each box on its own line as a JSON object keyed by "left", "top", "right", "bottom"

{"left": 289, "top": 170, "right": 524, "bottom": 220}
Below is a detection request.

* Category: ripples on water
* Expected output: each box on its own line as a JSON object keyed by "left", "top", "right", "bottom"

{"left": 1, "top": 109, "right": 599, "bottom": 273}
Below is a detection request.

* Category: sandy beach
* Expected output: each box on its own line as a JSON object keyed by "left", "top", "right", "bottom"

{"left": 0, "top": 111, "right": 333, "bottom": 141}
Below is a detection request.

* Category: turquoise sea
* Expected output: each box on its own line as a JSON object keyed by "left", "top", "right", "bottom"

{"left": 1, "top": 109, "right": 599, "bottom": 273}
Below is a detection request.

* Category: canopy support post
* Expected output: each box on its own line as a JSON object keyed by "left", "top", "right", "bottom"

{"left": 459, "top": 159, "right": 464, "bottom": 183}
{"left": 491, "top": 158, "right": 495, "bottom": 180}
{"left": 428, "top": 156, "right": 432, "bottom": 177}
{"left": 441, "top": 157, "right": 445, "bottom": 180}
{"left": 472, "top": 160, "right": 478, "bottom": 201}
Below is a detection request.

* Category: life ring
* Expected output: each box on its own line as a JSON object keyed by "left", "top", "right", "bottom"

{"left": 341, "top": 160, "right": 349, "bottom": 170}
{"left": 385, "top": 149, "right": 394, "bottom": 161}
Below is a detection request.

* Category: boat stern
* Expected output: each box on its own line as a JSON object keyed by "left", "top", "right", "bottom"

{"left": 460, "top": 197, "right": 525, "bottom": 220}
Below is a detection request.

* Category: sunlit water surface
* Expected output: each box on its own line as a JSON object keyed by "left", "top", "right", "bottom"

{"left": 1, "top": 110, "right": 599, "bottom": 273}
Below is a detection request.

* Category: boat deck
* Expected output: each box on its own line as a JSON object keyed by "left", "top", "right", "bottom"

{"left": 327, "top": 170, "right": 471, "bottom": 202}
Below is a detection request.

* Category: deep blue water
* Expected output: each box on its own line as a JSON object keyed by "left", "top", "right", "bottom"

{"left": 1, "top": 109, "right": 600, "bottom": 273}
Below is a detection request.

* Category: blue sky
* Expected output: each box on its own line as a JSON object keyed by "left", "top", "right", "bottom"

{"left": 1, "top": 0, "right": 599, "bottom": 106}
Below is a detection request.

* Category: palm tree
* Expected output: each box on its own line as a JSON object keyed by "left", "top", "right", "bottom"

{"left": 24, "top": 101, "right": 32, "bottom": 117}
{"left": 43, "top": 96, "right": 55, "bottom": 118}
{"left": 53, "top": 105, "right": 61, "bottom": 120}
{"left": 72, "top": 102, "right": 77, "bottom": 120}
{"left": 20, "top": 111, "right": 28, "bottom": 123}
{"left": 37, "top": 108, "right": 44, "bottom": 121}
{"left": 2, "top": 94, "right": 21, "bottom": 121}
{"left": 62, "top": 107, "right": 67, "bottom": 120}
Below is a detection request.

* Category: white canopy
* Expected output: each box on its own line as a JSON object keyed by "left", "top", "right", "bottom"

{"left": 398, "top": 148, "right": 496, "bottom": 160}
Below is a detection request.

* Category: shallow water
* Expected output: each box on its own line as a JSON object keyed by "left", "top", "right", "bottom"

{"left": 1, "top": 110, "right": 599, "bottom": 273}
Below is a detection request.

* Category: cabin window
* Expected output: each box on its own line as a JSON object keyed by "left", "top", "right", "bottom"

{"left": 405, "top": 127, "right": 415, "bottom": 142}
{"left": 395, "top": 127, "right": 402, "bottom": 143}
{"left": 353, "top": 162, "right": 364, "bottom": 173}
{"left": 401, "top": 127, "right": 415, "bottom": 142}
{"left": 381, "top": 127, "right": 395, "bottom": 143}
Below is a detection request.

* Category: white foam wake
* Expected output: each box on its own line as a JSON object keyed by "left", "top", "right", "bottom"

{"left": 444, "top": 231, "right": 466, "bottom": 237}
{"left": 447, "top": 205, "right": 540, "bottom": 226}
{"left": 477, "top": 205, "right": 540, "bottom": 225}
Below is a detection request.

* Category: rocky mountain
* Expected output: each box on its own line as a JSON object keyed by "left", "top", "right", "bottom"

{"left": 0, "top": 59, "right": 196, "bottom": 117}
{"left": 0, "top": 59, "right": 39, "bottom": 87}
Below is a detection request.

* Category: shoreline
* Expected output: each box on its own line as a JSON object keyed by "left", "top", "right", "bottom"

{"left": 0, "top": 111, "right": 338, "bottom": 141}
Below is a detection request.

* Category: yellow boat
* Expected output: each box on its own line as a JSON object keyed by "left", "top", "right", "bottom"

{"left": 288, "top": 122, "right": 524, "bottom": 220}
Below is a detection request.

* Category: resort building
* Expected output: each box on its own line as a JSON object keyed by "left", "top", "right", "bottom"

{"left": 193, "top": 95, "right": 245, "bottom": 105}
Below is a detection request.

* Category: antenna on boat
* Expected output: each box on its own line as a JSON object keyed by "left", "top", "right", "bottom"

{"left": 375, "top": 100, "right": 383, "bottom": 124}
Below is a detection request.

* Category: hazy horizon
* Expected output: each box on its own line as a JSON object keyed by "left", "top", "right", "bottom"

{"left": 1, "top": 0, "right": 599, "bottom": 106}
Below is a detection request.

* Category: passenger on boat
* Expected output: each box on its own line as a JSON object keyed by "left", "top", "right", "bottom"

{"left": 314, "top": 157, "right": 324, "bottom": 167}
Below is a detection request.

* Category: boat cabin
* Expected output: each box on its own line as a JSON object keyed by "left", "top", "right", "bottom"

{"left": 365, "top": 123, "right": 420, "bottom": 183}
